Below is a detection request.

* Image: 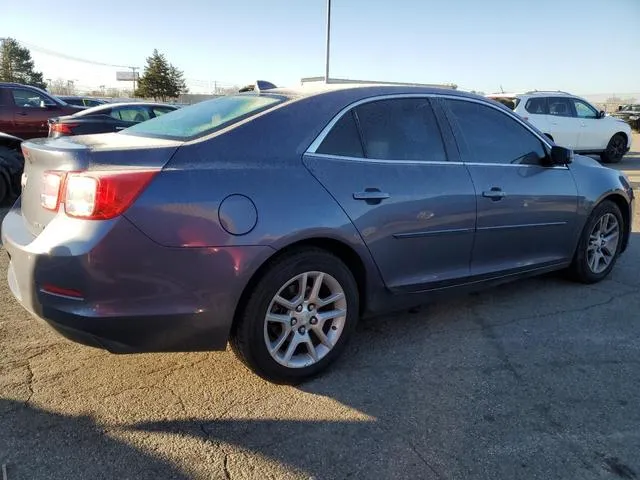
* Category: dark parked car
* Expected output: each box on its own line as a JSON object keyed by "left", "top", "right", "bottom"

{"left": 612, "top": 104, "right": 640, "bottom": 131}
{"left": 2, "top": 84, "right": 634, "bottom": 383}
{"left": 0, "top": 131, "right": 23, "bottom": 205}
{"left": 48, "top": 102, "right": 178, "bottom": 137}
{"left": 0, "top": 82, "right": 82, "bottom": 139}
{"left": 57, "top": 96, "right": 109, "bottom": 108}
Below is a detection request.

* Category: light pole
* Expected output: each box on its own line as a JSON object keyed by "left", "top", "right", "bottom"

{"left": 325, "top": 0, "right": 331, "bottom": 83}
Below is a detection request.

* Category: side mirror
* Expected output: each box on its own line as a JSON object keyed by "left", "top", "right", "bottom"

{"left": 598, "top": 110, "right": 606, "bottom": 118}
{"left": 549, "top": 145, "right": 573, "bottom": 165}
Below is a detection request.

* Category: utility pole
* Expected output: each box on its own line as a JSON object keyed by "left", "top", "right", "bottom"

{"left": 325, "top": 0, "right": 331, "bottom": 83}
{"left": 130, "top": 66, "right": 139, "bottom": 97}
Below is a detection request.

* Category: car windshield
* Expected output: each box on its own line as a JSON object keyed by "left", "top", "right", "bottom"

{"left": 122, "top": 94, "right": 286, "bottom": 140}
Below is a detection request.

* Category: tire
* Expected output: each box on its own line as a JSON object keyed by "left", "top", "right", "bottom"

{"left": 600, "top": 133, "right": 627, "bottom": 164}
{"left": 0, "top": 146, "right": 24, "bottom": 205}
{"left": 230, "top": 248, "right": 359, "bottom": 384}
{"left": 568, "top": 200, "right": 624, "bottom": 284}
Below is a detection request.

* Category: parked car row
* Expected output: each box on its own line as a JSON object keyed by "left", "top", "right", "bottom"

{"left": 487, "top": 91, "right": 632, "bottom": 164}
{"left": 612, "top": 104, "right": 640, "bottom": 132}
{"left": 0, "top": 82, "right": 177, "bottom": 204}
{"left": 1, "top": 82, "right": 634, "bottom": 383}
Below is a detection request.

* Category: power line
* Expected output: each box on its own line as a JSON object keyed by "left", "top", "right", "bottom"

{"left": 13, "top": 39, "right": 136, "bottom": 69}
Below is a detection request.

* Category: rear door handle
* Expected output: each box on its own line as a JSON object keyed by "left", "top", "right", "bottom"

{"left": 353, "top": 188, "right": 390, "bottom": 204}
{"left": 482, "top": 188, "right": 506, "bottom": 201}
{"left": 16, "top": 111, "right": 27, "bottom": 116}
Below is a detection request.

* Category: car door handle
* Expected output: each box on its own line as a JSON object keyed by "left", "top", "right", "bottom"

{"left": 353, "top": 189, "right": 390, "bottom": 204}
{"left": 16, "top": 111, "right": 27, "bottom": 116}
{"left": 482, "top": 188, "right": 506, "bottom": 200}
{"left": 115, "top": 126, "right": 126, "bottom": 130}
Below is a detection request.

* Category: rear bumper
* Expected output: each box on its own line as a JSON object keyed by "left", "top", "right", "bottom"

{"left": 2, "top": 202, "right": 274, "bottom": 353}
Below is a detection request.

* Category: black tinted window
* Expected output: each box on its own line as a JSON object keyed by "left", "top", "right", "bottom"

{"left": 525, "top": 97, "right": 548, "bottom": 115}
{"left": 354, "top": 98, "right": 446, "bottom": 162}
{"left": 445, "top": 99, "right": 546, "bottom": 165}
{"left": 547, "top": 97, "right": 574, "bottom": 117}
{"left": 316, "top": 111, "right": 364, "bottom": 158}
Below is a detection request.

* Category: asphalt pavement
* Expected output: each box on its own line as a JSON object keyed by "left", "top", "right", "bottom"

{"left": 1, "top": 134, "right": 639, "bottom": 480}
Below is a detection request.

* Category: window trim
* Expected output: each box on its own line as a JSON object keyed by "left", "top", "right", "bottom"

{"left": 306, "top": 93, "right": 558, "bottom": 168}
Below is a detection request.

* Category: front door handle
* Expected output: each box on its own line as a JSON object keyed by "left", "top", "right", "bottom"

{"left": 482, "top": 188, "right": 506, "bottom": 201}
{"left": 16, "top": 111, "right": 28, "bottom": 116}
{"left": 353, "top": 188, "right": 390, "bottom": 204}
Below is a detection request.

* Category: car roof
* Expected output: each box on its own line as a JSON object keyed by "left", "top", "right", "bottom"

{"left": 72, "top": 102, "right": 178, "bottom": 116}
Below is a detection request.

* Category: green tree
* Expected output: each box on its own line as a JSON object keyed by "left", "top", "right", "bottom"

{"left": 0, "top": 38, "right": 46, "bottom": 88}
{"left": 135, "top": 49, "right": 187, "bottom": 101}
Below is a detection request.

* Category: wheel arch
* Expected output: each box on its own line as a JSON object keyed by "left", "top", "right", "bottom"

{"left": 598, "top": 192, "right": 632, "bottom": 253}
{"left": 0, "top": 133, "right": 23, "bottom": 151}
{"left": 232, "top": 237, "right": 370, "bottom": 332}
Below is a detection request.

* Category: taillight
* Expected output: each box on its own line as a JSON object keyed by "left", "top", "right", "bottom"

{"left": 41, "top": 171, "right": 66, "bottom": 211}
{"left": 41, "top": 169, "right": 159, "bottom": 220}
{"left": 50, "top": 123, "right": 78, "bottom": 135}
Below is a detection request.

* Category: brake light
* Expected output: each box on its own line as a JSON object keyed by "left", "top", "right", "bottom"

{"left": 41, "top": 169, "right": 159, "bottom": 220}
{"left": 65, "top": 170, "right": 159, "bottom": 219}
{"left": 41, "top": 171, "right": 66, "bottom": 210}
{"left": 50, "top": 123, "right": 79, "bottom": 135}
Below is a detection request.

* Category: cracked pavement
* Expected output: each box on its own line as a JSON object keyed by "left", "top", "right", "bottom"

{"left": 0, "top": 136, "right": 639, "bottom": 479}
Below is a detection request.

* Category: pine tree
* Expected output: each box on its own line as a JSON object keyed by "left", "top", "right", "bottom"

{"left": 0, "top": 38, "right": 46, "bottom": 89}
{"left": 136, "top": 49, "right": 187, "bottom": 101}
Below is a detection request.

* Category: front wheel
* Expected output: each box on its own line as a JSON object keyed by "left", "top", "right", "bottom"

{"left": 230, "top": 248, "right": 359, "bottom": 384}
{"left": 600, "top": 133, "right": 627, "bottom": 164}
{"left": 568, "top": 200, "right": 624, "bottom": 283}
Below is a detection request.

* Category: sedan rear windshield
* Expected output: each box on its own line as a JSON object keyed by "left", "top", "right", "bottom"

{"left": 122, "top": 94, "right": 286, "bottom": 140}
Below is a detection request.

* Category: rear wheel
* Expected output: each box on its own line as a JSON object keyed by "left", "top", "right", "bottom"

{"left": 230, "top": 248, "right": 359, "bottom": 384}
{"left": 568, "top": 200, "right": 624, "bottom": 283}
{"left": 600, "top": 133, "right": 627, "bottom": 164}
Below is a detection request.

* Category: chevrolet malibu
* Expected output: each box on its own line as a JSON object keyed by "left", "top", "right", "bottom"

{"left": 1, "top": 84, "right": 634, "bottom": 383}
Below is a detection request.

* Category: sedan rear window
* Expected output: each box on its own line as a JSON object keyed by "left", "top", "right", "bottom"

{"left": 123, "top": 94, "right": 285, "bottom": 140}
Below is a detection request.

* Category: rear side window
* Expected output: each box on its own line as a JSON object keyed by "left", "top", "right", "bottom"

{"left": 111, "top": 106, "right": 152, "bottom": 122}
{"left": 124, "top": 94, "right": 285, "bottom": 140}
{"left": 354, "top": 98, "right": 447, "bottom": 162}
{"left": 547, "top": 97, "right": 574, "bottom": 117}
{"left": 316, "top": 111, "right": 364, "bottom": 158}
{"left": 444, "top": 99, "right": 546, "bottom": 165}
{"left": 525, "top": 97, "right": 548, "bottom": 115}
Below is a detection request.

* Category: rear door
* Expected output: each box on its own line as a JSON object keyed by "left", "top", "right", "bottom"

{"left": 442, "top": 98, "right": 579, "bottom": 278}
{"left": 546, "top": 96, "right": 580, "bottom": 149}
{"left": 304, "top": 96, "right": 477, "bottom": 292}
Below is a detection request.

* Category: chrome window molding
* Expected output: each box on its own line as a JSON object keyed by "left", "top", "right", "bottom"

{"left": 305, "top": 93, "right": 565, "bottom": 169}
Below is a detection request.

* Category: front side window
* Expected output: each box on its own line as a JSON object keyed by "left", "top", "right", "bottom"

{"left": 445, "top": 99, "right": 547, "bottom": 165}
{"left": 547, "top": 97, "right": 574, "bottom": 117}
{"left": 573, "top": 99, "right": 598, "bottom": 119}
{"left": 124, "top": 94, "right": 285, "bottom": 140}
{"left": 354, "top": 98, "right": 447, "bottom": 162}
{"left": 11, "top": 88, "right": 52, "bottom": 108}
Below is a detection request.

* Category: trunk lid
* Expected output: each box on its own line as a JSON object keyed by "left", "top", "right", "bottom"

{"left": 21, "top": 133, "right": 182, "bottom": 235}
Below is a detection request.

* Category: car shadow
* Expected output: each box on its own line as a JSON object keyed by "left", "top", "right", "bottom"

{"left": 5, "top": 233, "right": 639, "bottom": 478}
{"left": 0, "top": 399, "right": 191, "bottom": 479}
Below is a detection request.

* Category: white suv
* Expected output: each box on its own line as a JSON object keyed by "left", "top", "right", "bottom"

{"left": 487, "top": 91, "right": 632, "bottom": 163}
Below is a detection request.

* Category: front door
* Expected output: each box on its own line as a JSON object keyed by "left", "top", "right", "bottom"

{"left": 572, "top": 98, "right": 605, "bottom": 151}
{"left": 442, "top": 98, "right": 579, "bottom": 277}
{"left": 10, "top": 87, "right": 60, "bottom": 139}
{"left": 304, "top": 97, "right": 477, "bottom": 291}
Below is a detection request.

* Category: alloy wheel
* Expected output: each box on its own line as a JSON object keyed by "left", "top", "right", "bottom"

{"left": 264, "top": 271, "right": 347, "bottom": 368}
{"left": 587, "top": 213, "right": 620, "bottom": 274}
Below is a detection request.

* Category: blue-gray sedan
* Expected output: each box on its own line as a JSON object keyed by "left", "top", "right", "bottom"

{"left": 1, "top": 84, "right": 634, "bottom": 383}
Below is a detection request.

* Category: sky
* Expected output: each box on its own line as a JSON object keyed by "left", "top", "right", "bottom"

{"left": 2, "top": 0, "right": 639, "bottom": 96}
